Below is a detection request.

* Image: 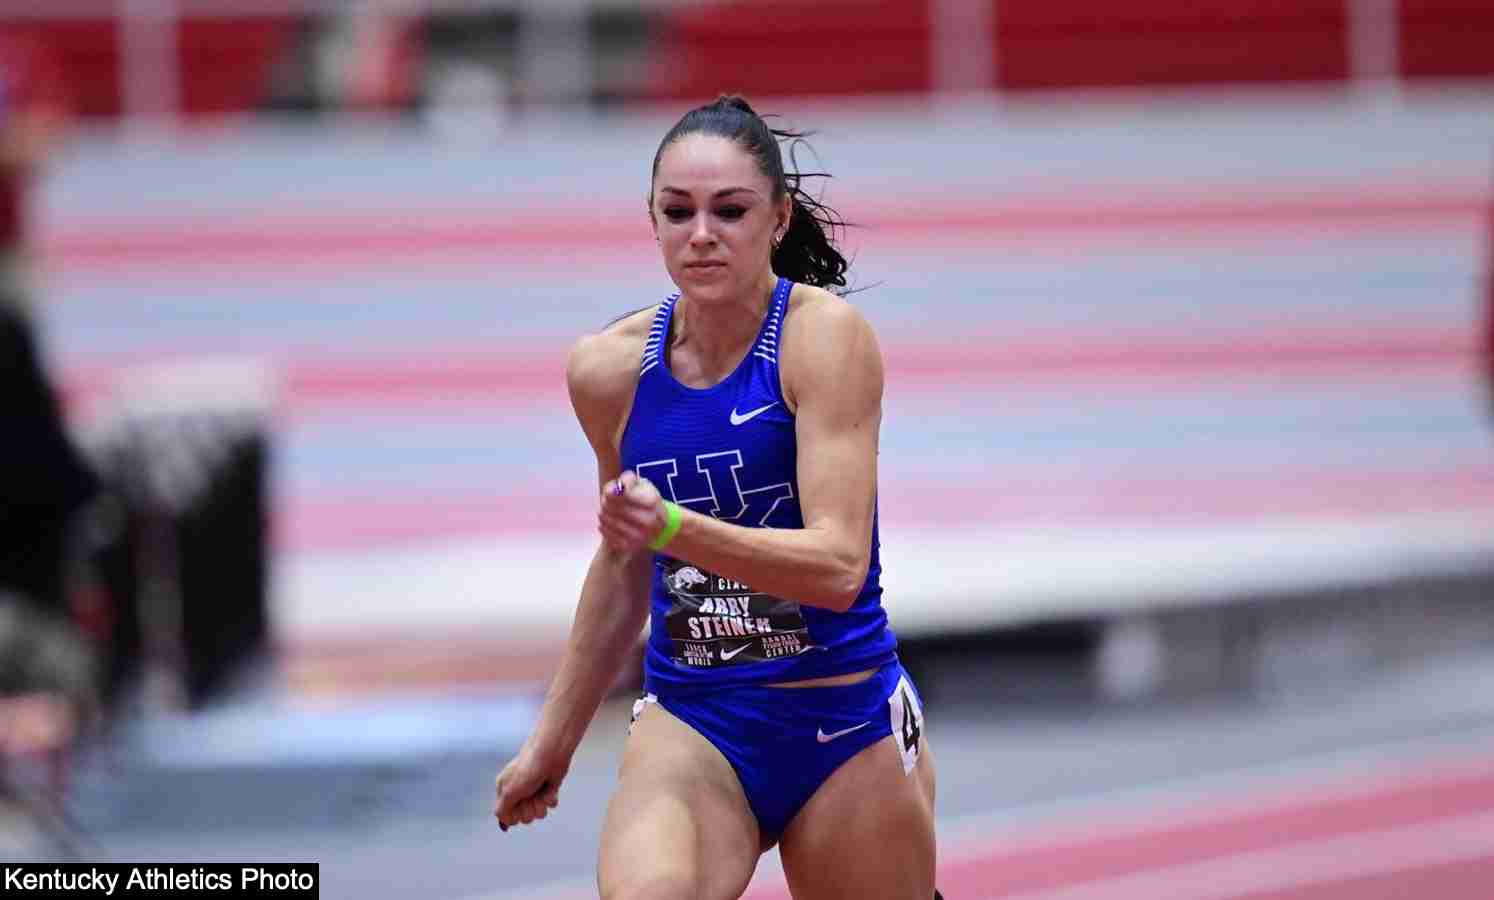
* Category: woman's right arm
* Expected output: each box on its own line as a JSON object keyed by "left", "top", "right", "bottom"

{"left": 494, "top": 326, "right": 652, "bottom": 831}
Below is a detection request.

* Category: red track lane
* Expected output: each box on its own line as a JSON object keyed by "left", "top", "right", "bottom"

{"left": 731, "top": 756, "right": 1494, "bottom": 900}
{"left": 57, "top": 325, "right": 1476, "bottom": 422}
{"left": 1232, "top": 857, "right": 1493, "bottom": 900}
{"left": 39, "top": 180, "right": 1485, "bottom": 269}
{"left": 936, "top": 773, "right": 1494, "bottom": 897}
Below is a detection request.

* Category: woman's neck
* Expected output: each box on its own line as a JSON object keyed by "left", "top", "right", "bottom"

{"left": 672, "top": 270, "right": 779, "bottom": 377}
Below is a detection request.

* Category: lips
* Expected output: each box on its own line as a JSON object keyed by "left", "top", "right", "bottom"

{"left": 684, "top": 261, "right": 725, "bottom": 269}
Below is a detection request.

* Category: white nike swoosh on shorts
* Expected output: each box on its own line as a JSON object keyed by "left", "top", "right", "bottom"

{"left": 816, "top": 722, "right": 871, "bottom": 743}
{"left": 729, "top": 402, "right": 777, "bottom": 426}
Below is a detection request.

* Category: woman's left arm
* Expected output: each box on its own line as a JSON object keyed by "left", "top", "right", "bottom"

{"left": 600, "top": 293, "right": 881, "bottom": 613}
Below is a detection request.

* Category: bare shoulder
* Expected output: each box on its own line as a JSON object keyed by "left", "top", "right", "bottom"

{"left": 781, "top": 285, "right": 882, "bottom": 412}
{"left": 784, "top": 284, "right": 879, "bottom": 350}
{"left": 567, "top": 307, "right": 653, "bottom": 397}
{"left": 567, "top": 306, "right": 655, "bottom": 450}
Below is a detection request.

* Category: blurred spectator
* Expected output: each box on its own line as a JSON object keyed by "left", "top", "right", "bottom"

{"left": 0, "top": 34, "right": 99, "bottom": 619}
{"left": 1, "top": 38, "right": 102, "bottom": 828}
{"left": 0, "top": 594, "right": 98, "bottom": 751}
{"left": 313, "top": 10, "right": 423, "bottom": 112}
{"left": 0, "top": 590, "right": 98, "bottom": 845}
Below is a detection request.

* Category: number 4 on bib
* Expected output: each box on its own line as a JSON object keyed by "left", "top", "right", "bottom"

{"left": 899, "top": 686, "right": 921, "bottom": 751}
{"left": 887, "top": 674, "right": 925, "bottom": 774}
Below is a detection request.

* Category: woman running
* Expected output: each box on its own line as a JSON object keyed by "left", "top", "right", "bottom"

{"left": 495, "top": 95, "right": 938, "bottom": 900}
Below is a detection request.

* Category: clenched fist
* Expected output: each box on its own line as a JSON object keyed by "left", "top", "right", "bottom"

{"left": 598, "top": 470, "right": 668, "bottom": 554}
{"left": 494, "top": 745, "right": 564, "bottom": 832}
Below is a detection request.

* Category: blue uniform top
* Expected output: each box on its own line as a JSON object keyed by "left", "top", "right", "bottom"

{"left": 619, "top": 277, "right": 899, "bottom": 695}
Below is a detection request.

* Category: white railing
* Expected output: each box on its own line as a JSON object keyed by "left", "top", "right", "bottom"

{"left": 1347, "top": 0, "right": 1401, "bottom": 106}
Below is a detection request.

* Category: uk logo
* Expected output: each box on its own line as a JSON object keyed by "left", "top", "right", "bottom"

{"left": 635, "top": 451, "right": 794, "bottom": 525}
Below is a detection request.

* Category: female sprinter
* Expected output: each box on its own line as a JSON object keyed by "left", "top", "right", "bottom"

{"left": 495, "top": 95, "right": 938, "bottom": 900}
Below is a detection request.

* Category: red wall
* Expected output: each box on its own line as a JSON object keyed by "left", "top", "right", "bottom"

{"left": 994, "top": 0, "right": 1349, "bottom": 90}
{"left": 1399, "top": 0, "right": 1494, "bottom": 78}
{"left": 4, "top": 17, "right": 294, "bottom": 119}
{"left": 644, "top": 0, "right": 933, "bottom": 100}
{"left": 178, "top": 18, "right": 298, "bottom": 117}
{"left": 645, "top": 0, "right": 1494, "bottom": 99}
{"left": 9, "top": 2, "right": 1494, "bottom": 119}
{"left": 6, "top": 21, "right": 121, "bottom": 118}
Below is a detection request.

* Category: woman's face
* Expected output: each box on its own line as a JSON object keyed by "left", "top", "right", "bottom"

{"left": 650, "top": 134, "right": 789, "bottom": 303}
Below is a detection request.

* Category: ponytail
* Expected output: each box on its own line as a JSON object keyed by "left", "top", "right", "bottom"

{"left": 771, "top": 135, "right": 849, "bottom": 290}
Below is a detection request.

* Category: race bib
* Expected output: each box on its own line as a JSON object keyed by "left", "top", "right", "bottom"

{"left": 661, "top": 560, "right": 815, "bottom": 667}
{"left": 886, "top": 673, "right": 925, "bottom": 775}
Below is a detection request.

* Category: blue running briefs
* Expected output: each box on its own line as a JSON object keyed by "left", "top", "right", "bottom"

{"left": 632, "top": 661, "right": 927, "bottom": 837}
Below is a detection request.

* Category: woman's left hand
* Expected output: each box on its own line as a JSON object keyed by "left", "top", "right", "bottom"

{"left": 599, "top": 470, "right": 667, "bottom": 553}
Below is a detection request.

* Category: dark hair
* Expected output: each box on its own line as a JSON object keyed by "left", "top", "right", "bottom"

{"left": 650, "top": 94, "right": 849, "bottom": 291}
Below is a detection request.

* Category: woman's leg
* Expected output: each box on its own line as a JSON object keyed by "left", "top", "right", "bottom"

{"left": 598, "top": 701, "right": 763, "bottom": 900}
{"left": 778, "top": 703, "right": 936, "bottom": 899}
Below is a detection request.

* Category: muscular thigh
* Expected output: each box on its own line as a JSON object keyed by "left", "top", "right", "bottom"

{"left": 598, "top": 701, "right": 761, "bottom": 900}
{"left": 778, "top": 732, "right": 937, "bottom": 900}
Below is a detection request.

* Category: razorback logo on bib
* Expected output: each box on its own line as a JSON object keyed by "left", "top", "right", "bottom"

{"left": 661, "top": 559, "right": 815, "bottom": 667}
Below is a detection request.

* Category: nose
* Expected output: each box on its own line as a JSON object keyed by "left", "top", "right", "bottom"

{"left": 688, "top": 213, "right": 716, "bottom": 248}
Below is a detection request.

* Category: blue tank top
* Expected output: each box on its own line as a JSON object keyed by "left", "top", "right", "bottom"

{"left": 620, "top": 277, "right": 898, "bottom": 694}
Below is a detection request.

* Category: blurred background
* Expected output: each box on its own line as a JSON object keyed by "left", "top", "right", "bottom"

{"left": 2, "top": 0, "right": 1493, "bottom": 896}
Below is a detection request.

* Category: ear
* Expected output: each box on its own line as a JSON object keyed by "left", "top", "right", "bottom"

{"left": 777, "top": 194, "right": 793, "bottom": 236}
{"left": 646, "top": 193, "right": 658, "bottom": 239}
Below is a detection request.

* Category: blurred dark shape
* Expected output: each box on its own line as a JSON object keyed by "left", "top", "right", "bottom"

{"left": 0, "top": 591, "right": 99, "bottom": 859}
{"left": 0, "top": 593, "right": 99, "bottom": 732}
{"left": 1, "top": 38, "right": 101, "bottom": 854}
{"left": 2, "top": 26, "right": 272, "bottom": 717}
{"left": 88, "top": 385, "right": 272, "bottom": 711}
{"left": 264, "top": 11, "right": 426, "bottom": 114}
{"left": 0, "top": 304, "right": 99, "bottom": 618}
{"left": 899, "top": 622, "right": 1101, "bottom": 708}
{"left": 1, "top": 30, "right": 95, "bottom": 619}
{"left": 588, "top": 7, "right": 654, "bottom": 106}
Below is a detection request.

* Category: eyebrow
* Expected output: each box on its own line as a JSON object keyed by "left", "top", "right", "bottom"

{"left": 658, "top": 186, "right": 759, "bottom": 199}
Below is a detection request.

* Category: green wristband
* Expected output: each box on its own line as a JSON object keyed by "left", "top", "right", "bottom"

{"left": 649, "top": 501, "right": 683, "bottom": 551}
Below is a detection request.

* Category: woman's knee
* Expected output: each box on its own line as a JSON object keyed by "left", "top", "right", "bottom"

{"left": 598, "top": 869, "right": 697, "bottom": 900}
{"left": 599, "top": 831, "right": 755, "bottom": 900}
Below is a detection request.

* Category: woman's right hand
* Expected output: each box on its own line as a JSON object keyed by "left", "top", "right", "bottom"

{"left": 494, "top": 742, "right": 566, "bottom": 832}
{"left": 599, "top": 470, "right": 668, "bottom": 555}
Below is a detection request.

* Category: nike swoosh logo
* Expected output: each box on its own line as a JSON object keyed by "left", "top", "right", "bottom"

{"left": 816, "top": 722, "right": 870, "bottom": 743}
{"left": 720, "top": 643, "right": 751, "bottom": 661}
{"left": 729, "top": 402, "right": 777, "bottom": 426}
